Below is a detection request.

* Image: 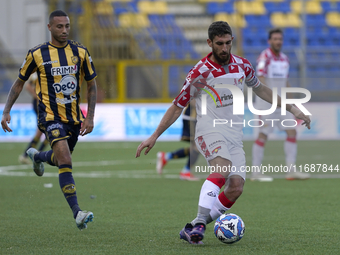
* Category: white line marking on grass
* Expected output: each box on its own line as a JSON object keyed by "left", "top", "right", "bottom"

{"left": 1, "top": 160, "right": 340, "bottom": 179}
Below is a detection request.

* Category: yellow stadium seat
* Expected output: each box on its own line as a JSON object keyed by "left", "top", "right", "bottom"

{"left": 119, "top": 13, "right": 150, "bottom": 28}
{"left": 198, "top": 0, "right": 225, "bottom": 2}
{"left": 95, "top": 2, "right": 113, "bottom": 15}
{"left": 291, "top": 1, "right": 322, "bottom": 14}
{"left": 270, "top": 12, "right": 286, "bottom": 27}
{"left": 235, "top": 1, "right": 266, "bottom": 15}
{"left": 105, "top": 0, "right": 132, "bottom": 2}
{"left": 138, "top": 1, "right": 168, "bottom": 14}
{"left": 286, "top": 13, "right": 302, "bottom": 27}
{"left": 214, "top": 12, "right": 247, "bottom": 28}
{"left": 271, "top": 12, "right": 302, "bottom": 28}
{"left": 153, "top": 2, "right": 168, "bottom": 14}
{"left": 326, "top": 12, "right": 340, "bottom": 27}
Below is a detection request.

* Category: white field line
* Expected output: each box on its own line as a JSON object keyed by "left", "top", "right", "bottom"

{"left": 1, "top": 159, "right": 339, "bottom": 179}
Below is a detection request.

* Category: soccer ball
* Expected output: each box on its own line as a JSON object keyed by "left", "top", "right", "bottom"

{"left": 214, "top": 213, "right": 245, "bottom": 244}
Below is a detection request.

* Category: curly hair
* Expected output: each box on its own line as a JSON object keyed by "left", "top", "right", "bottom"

{"left": 208, "top": 21, "right": 233, "bottom": 41}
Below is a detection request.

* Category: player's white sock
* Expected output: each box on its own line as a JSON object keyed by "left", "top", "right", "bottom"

{"left": 284, "top": 137, "right": 297, "bottom": 172}
{"left": 192, "top": 173, "right": 225, "bottom": 225}
{"left": 207, "top": 191, "right": 235, "bottom": 224}
{"left": 252, "top": 138, "right": 265, "bottom": 176}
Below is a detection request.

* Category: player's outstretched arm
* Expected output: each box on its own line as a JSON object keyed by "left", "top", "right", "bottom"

{"left": 253, "top": 83, "right": 311, "bottom": 129}
{"left": 1, "top": 78, "right": 25, "bottom": 132}
{"left": 136, "top": 104, "right": 183, "bottom": 157}
{"left": 80, "top": 79, "right": 97, "bottom": 136}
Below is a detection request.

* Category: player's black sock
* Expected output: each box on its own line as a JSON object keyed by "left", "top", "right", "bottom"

{"left": 187, "top": 149, "right": 200, "bottom": 169}
{"left": 34, "top": 150, "right": 55, "bottom": 166}
{"left": 59, "top": 165, "right": 81, "bottom": 219}
{"left": 170, "top": 147, "right": 189, "bottom": 159}
{"left": 23, "top": 137, "right": 39, "bottom": 156}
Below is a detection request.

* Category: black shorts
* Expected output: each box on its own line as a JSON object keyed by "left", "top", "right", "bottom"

{"left": 181, "top": 119, "right": 196, "bottom": 142}
{"left": 39, "top": 121, "right": 80, "bottom": 152}
{"left": 33, "top": 98, "right": 38, "bottom": 115}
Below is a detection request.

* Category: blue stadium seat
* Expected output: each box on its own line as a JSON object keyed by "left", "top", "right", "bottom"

{"left": 206, "top": 2, "right": 234, "bottom": 15}
{"left": 320, "top": 2, "right": 338, "bottom": 12}
{"left": 112, "top": 2, "right": 138, "bottom": 15}
{"left": 284, "top": 27, "right": 300, "bottom": 46}
{"left": 306, "top": 14, "right": 326, "bottom": 27}
{"left": 245, "top": 15, "right": 271, "bottom": 27}
{"left": 264, "top": 1, "right": 291, "bottom": 14}
{"left": 147, "top": 15, "right": 199, "bottom": 59}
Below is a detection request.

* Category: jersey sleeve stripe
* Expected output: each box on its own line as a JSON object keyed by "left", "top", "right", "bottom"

{"left": 19, "top": 51, "right": 37, "bottom": 81}
{"left": 83, "top": 49, "right": 97, "bottom": 81}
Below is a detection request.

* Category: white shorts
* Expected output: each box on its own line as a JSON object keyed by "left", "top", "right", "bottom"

{"left": 195, "top": 132, "right": 246, "bottom": 180}
{"left": 257, "top": 110, "right": 296, "bottom": 136}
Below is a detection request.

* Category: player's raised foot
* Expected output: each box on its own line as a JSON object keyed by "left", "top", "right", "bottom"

{"left": 76, "top": 211, "right": 94, "bottom": 230}
{"left": 190, "top": 224, "right": 206, "bottom": 243}
{"left": 285, "top": 172, "right": 310, "bottom": 180}
{"left": 156, "top": 151, "right": 167, "bottom": 174}
{"left": 18, "top": 154, "right": 31, "bottom": 165}
{"left": 180, "top": 172, "right": 200, "bottom": 181}
{"left": 250, "top": 173, "right": 273, "bottom": 182}
{"left": 26, "top": 148, "right": 44, "bottom": 177}
{"left": 179, "top": 223, "right": 203, "bottom": 244}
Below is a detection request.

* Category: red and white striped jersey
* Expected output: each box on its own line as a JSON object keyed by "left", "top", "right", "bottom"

{"left": 173, "top": 52, "right": 260, "bottom": 146}
{"left": 256, "top": 48, "right": 289, "bottom": 109}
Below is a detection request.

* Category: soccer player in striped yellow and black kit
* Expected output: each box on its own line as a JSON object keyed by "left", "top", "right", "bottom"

{"left": 1, "top": 10, "right": 97, "bottom": 230}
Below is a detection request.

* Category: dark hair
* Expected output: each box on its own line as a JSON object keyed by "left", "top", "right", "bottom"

{"left": 208, "top": 21, "right": 233, "bottom": 41}
{"left": 49, "top": 10, "right": 68, "bottom": 24}
{"left": 268, "top": 28, "right": 283, "bottom": 39}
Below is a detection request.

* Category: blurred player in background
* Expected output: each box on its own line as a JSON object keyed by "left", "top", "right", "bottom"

{"left": 136, "top": 21, "right": 311, "bottom": 244}
{"left": 251, "top": 28, "right": 310, "bottom": 181}
{"left": 1, "top": 10, "right": 97, "bottom": 230}
{"left": 156, "top": 103, "right": 200, "bottom": 181}
{"left": 18, "top": 72, "right": 48, "bottom": 164}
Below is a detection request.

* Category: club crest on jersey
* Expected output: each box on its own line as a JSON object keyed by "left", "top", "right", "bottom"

{"left": 51, "top": 65, "right": 77, "bottom": 76}
{"left": 53, "top": 75, "right": 77, "bottom": 96}
{"left": 51, "top": 129, "right": 60, "bottom": 137}
{"left": 71, "top": 56, "right": 79, "bottom": 64}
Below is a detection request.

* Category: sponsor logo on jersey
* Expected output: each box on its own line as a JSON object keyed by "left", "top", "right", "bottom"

{"left": 56, "top": 95, "right": 77, "bottom": 104}
{"left": 53, "top": 75, "right": 77, "bottom": 96}
{"left": 238, "top": 76, "right": 244, "bottom": 85}
{"left": 47, "top": 123, "right": 63, "bottom": 132}
{"left": 209, "top": 140, "right": 225, "bottom": 147}
{"left": 51, "top": 65, "right": 77, "bottom": 76}
{"left": 42, "top": 60, "right": 58, "bottom": 66}
{"left": 212, "top": 146, "right": 221, "bottom": 154}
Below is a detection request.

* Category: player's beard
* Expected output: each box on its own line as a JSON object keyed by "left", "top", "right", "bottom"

{"left": 53, "top": 33, "right": 68, "bottom": 45}
{"left": 212, "top": 48, "right": 230, "bottom": 65}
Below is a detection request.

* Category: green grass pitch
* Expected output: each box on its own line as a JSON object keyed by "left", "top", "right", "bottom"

{"left": 0, "top": 140, "right": 339, "bottom": 254}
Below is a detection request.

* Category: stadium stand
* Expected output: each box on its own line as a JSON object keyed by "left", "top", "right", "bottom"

{"left": 2, "top": 0, "right": 340, "bottom": 102}
{"left": 62, "top": 0, "right": 340, "bottom": 100}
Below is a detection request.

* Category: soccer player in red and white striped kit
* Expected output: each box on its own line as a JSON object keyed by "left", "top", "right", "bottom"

{"left": 136, "top": 21, "right": 311, "bottom": 244}
{"left": 251, "top": 28, "right": 310, "bottom": 181}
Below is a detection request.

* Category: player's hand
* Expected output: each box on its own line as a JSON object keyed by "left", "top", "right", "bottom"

{"left": 80, "top": 117, "right": 94, "bottom": 136}
{"left": 136, "top": 136, "right": 157, "bottom": 158}
{"left": 1, "top": 112, "right": 12, "bottom": 132}
{"left": 295, "top": 112, "right": 311, "bottom": 130}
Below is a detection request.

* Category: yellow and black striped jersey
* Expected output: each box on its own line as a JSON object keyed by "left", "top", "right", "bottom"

{"left": 19, "top": 40, "right": 97, "bottom": 125}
